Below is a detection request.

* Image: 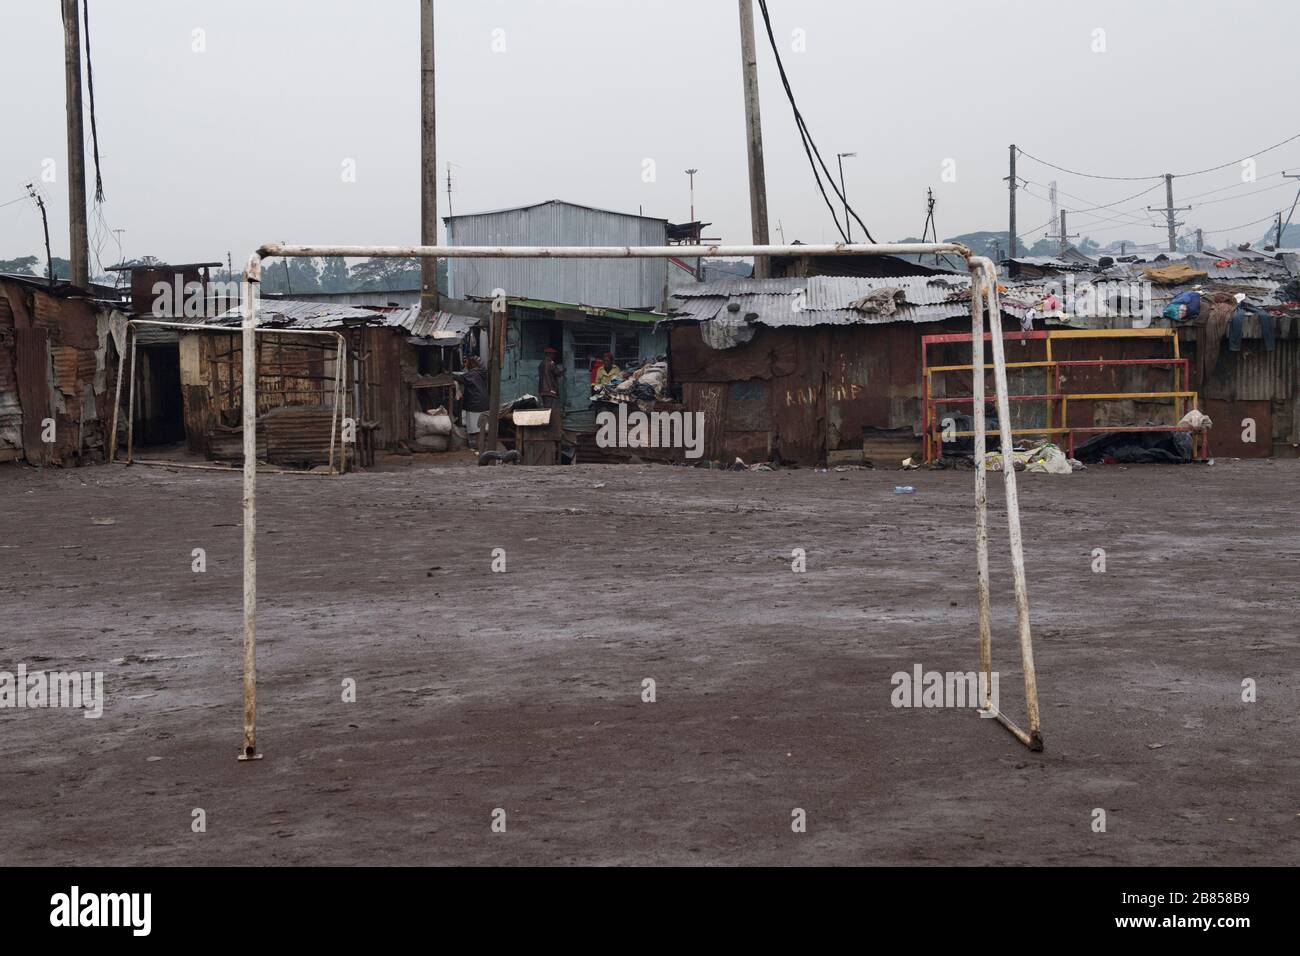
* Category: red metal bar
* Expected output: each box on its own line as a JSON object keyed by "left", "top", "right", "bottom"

{"left": 922, "top": 338, "right": 931, "bottom": 462}
{"left": 923, "top": 330, "right": 1049, "bottom": 346}
{"left": 924, "top": 329, "right": 1203, "bottom": 462}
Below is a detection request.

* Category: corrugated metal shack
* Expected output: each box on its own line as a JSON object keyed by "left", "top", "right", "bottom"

{"left": 185, "top": 299, "right": 486, "bottom": 465}
{"left": 0, "top": 274, "right": 125, "bottom": 466}
{"left": 665, "top": 274, "right": 1023, "bottom": 466}
{"left": 665, "top": 261, "right": 1300, "bottom": 466}
{"left": 446, "top": 200, "right": 671, "bottom": 309}
{"left": 997, "top": 247, "right": 1300, "bottom": 457}
{"left": 445, "top": 200, "right": 678, "bottom": 436}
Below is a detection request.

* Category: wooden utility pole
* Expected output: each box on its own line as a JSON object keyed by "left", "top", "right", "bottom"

{"left": 1058, "top": 211, "right": 1078, "bottom": 255}
{"left": 1282, "top": 172, "right": 1300, "bottom": 248}
{"left": 737, "top": 0, "right": 771, "bottom": 278}
{"left": 1276, "top": 211, "right": 1284, "bottom": 249}
{"left": 1004, "top": 144, "right": 1017, "bottom": 259}
{"left": 62, "top": 0, "right": 89, "bottom": 288}
{"left": 420, "top": 0, "right": 440, "bottom": 311}
{"left": 1149, "top": 173, "right": 1189, "bottom": 253}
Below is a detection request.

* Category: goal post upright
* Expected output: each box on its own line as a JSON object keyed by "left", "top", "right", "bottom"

{"left": 240, "top": 240, "right": 1044, "bottom": 754}
{"left": 239, "top": 255, "right": 262, "bottom": 761}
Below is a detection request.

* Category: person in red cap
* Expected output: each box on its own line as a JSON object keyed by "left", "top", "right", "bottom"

{"left": 538, "top": 346, "right": 564, "bottom": 408}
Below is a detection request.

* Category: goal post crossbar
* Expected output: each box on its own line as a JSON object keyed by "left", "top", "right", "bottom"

{"left": 232, "top": 242, "right": 1042, "bottom": 757}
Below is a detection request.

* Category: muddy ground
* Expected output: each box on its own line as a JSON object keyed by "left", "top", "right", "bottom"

{"left": 0, "top": 456, "right": 1297, "bottom": 866}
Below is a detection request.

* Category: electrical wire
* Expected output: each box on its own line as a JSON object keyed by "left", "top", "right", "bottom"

{"left": 1278, "top": 185, "right": 1300, "bottom": 244}
{"left": 1198, "top": 212, "right": 1281, "bottom": 235}
{"left": 1016, "top": 131, "right": 1300, "bottom": 183}
{"left": 1015, "top": 147, "right": 1162, "bottom": 182}
{"left": 81, "top": 0, "right": 105, "bottom": 203}
{"left": 754, "top": 0, "right": 875, "bottom": 242}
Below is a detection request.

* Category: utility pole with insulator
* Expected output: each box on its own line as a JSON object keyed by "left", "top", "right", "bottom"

{"left": 1058, "top": 211, "right": 1078, "bottom": 255}
{"left": 836, "top": 152, "right": 856, "bottom": 243}
{"left": 420, "top": 0, "right": 439, "bottom": 311}
{"left": 62, "top": 0, "right": 89, "bottom": 288}
{"left": 737, "top": 0, "right": 770, "bottom": 277}
{"left": 1149, "top": 173, "right": 1189, "bottom": 253}
{"left": 1004, "top": 144, "right": 1017, "bottom": 259}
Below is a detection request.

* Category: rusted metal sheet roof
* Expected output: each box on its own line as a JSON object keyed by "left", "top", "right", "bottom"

{"left": 206, "top": 300, "right": 480, "bottom": 336}
{"left": 667, "top": 275, "right": 978, "bottom": 328}
{"left": 394, "top": 307, "right": 479, "bottom": 339}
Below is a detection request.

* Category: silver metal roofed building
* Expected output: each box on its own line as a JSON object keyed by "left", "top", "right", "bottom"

{"left": 444, "top": 200, "right": 671, "bottom": 310}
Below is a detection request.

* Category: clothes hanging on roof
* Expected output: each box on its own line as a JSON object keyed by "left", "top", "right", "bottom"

{"left": 1228, "top": 301, "right": 1276, "bottom": 352}
{"left": 1195, "top": 292, "right": 1237, "bottom": 387}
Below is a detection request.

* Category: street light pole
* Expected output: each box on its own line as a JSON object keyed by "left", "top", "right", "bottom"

{"left": 836, "top": 151, "right": 856, "bottom": 243}
{"left": 685, "top": 168, "right": 698, "bottom": 227}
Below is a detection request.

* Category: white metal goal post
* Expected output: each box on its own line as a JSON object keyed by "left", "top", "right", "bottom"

{"left": 227, "top": 241, "right": 1043, "bottom": 759}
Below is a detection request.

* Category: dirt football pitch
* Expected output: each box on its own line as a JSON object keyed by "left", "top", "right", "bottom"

{"left": 1, "top": 457, "right": 1296, "bottom": 865}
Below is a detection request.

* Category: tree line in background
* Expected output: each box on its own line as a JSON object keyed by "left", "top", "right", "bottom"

{"left": 0, "top": 255, "right": 447, "bottom": 295}
{"left": 4, "top": 226, "right": 1296, "bottom": 291}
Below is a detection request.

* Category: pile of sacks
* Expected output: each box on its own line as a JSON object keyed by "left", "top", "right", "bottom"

{"left": 412, "top": 406, "right": 458, "bottom": 452}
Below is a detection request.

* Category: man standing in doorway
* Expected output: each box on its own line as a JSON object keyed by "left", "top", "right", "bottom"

{"left": 538, "top": 346, "right": 564, "bottom": 409}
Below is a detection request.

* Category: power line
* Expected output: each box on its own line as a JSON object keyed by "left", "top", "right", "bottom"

{"left": 1016, "top": 130, "right": 1300, "bottom": 183}
{"left": 1190, "top": 177, "right": 1296, "bottom": 208}
{"left": 1178, "top": 170, "right": 1285, "bottom": 203}
{"left": 1198, "top": 212, "right": 1281, "bottom": 235}
{"left": 1015, "top": 148, "right": 1161, "bottom": 182}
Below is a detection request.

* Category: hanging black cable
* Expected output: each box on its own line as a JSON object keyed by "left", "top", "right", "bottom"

{"left": 81, "top": 0, "right": 105, "bottom": 203}
{"left": 754, "top": 0, "right": 875, "bottom": 243}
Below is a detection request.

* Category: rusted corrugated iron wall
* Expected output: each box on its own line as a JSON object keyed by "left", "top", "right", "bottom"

{"left": 671, "top": 321, "right": 944, "bottom": 466}
{"left": 0, "top": 293, "right": 20, "bottom": 461}
{"left": 361, "top": 327, "right": 406, "bottom": 449}
{"left": 1199, "top": 314, "right": 1300, "bottom": 457}
{"left": 0, "top": 278, "right": 112, "bottom": 465}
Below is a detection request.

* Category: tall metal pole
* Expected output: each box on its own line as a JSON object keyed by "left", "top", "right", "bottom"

{"left": 837, "top": 153, "right": 851, "bottom": 243}
{"left": 61, "top": 0, "right": 89, "bottom": 288}
{"left": 1165, "top": 174, "right": 1177, "bottom": 251}
{"left": 737, "top": 0, "right": 771, "bottom": 278}
{"left": 1006, "top": 145, "right": 1017, "bottom": 259}
{"left": 420, "top": 0, "right": 440, "bottom": 311}
{"left": 239, "top": 256, "right": 262, "bottom": 761}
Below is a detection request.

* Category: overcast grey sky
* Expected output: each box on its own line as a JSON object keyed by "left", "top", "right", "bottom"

{"left": 2, "top": 0, "right": 1298, "bottom": 269}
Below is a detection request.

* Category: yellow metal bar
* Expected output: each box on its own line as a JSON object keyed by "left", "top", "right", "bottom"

{"left": 1171, "top": 333, "right": 1182, "bottom": 417}
{"left": 930, "top": 360, "right": 1056, "bottom": 373}
{"left": 1047, "top": 328, "right": 1175, "bottom": 339}
{"left": 1069, "top": 391, "right": 1197, "bottom": 400}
